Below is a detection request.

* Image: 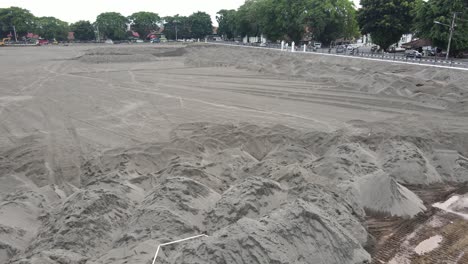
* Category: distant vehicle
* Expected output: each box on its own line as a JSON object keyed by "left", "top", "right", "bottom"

{"left": 0, "top": 37, "right": 11, "bottom": 46}
{"left": 371, "top": 45, "right": 379, "bottom": 52}
{"left": 38, "top": 39, "right": 49, "bottom": 45}
{"left": 313, "top": 42, "right": 322, "bottom": 49}
{"left": 260, "top": 42, "right": 267, "bottom": 47}
{"left": 150, "top": 38, "right": 160, "bottom": 43}
{"left": 405, "top": 50, "right": 422, "bottom": 58}
{"left": 105, "top": 39, "right": 114, "bottom": 44}
{"left": 336, "top": 45, "right": 345, "bottom": 53}
{"left": 389, "top": 46, "right": 405, "bottom": 53}
{"left": 136, "top": 39, "right": 144, "bottom": 43}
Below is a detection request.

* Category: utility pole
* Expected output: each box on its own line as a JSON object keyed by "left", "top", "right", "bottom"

{"left": 12, "top": 25, "right": 17, "bottom": 42}
{"left": 446, "top": 12, "right": 457, "bottom": 60}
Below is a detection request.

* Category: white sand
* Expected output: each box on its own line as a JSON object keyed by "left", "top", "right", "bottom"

{"left": 433, "top": 195, "right": 468, "bottom": 219}
{"left": 414, "top": 235, "right": 443, "bottom": 255}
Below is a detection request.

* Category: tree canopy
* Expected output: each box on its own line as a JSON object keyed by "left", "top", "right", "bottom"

{"left": 188, "top": 12, "right": 213, "bottom": 39}
{"left": 163, "top": 12, "right": 213, "bottom": 40}
{"left": 358, "top": 0, "right": 417, "bottom": 50}
{"left": 215, "top": 0, "right": 359, "bottom": 44}
{"left": 95, "top": 12, "right": 128, "bottom": 40}
{"left": 0, "top": 7, "right": 36, "bottom": 38}
{"left": 35, "top": 16, "right": 69, "bottom": 41}
{"left": 413, "top": 0, "right": 468, "bottom": 56}
{"left": 70, "top": 20, "right": 95, "bottom": 41}
{"left": 217, "top": 9, "right": 237, "bottom": 39}
{"left": 163, "top": 15, "right": 191, "bottom": 40}
{"left": 128, "top": 11, "right": 161, "bottom": 39}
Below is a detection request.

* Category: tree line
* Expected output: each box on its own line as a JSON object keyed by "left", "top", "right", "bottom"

{"left": 217, "top": 0, "right": 467, "bottom": 55}
{"left": 216, "top": 0, "right": 360, "bottom": 45}
{"left": 0, "top": 7, "right": 213, "bottom": 41}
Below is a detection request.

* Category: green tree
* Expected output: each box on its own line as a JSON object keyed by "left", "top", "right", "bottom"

{"left": 163, "top": 15, "right": 191, "bottom": 40}
{"left": 128, "top": 11, "right": 161, "bottom": 39}
{"left": 188, "top": 11, "right": 213, "bottom": 39}
{"left": 70, "top": 20, "right": 95, "bottom": 41}
{"left": 217, "top": 9, "right": 237, "bottom": 39}
{"left": 95, "top": 12, "right": 128, "bottom": 40}
{"left": 413, "top": 0, "right": 468, "bottom": 56}
{"left": 358, "top": 0, "right": 417, "bottom": 50}
{"left": 35, "top": 16, "right": 69, "bottom": 40}
{"left": 305, "top": 0, "right": 360, "bottom": 43}
{"left": 0, "top": 7, "right": 36, "bottom": 38}
{"left": 235, "top": 0, "right": 261, "bottom": 38}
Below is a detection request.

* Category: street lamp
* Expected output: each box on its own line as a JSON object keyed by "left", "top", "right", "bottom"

{"left": 434, "top": 12, "right": 458, "bottom": 60}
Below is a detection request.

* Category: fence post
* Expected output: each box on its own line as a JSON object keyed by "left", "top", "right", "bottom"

{"left": 303, "top": 44, "right": 306, "bottom": 52}
{"left": 281, "top": 40, "right": 284, "bottom": 51}
{"left": 291, "top": 41, "right": 295, "bottom": 52}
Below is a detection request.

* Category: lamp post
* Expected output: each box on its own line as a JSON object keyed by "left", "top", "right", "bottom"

{"left": 434, "top": 12, "right": 457, "bottom": 60}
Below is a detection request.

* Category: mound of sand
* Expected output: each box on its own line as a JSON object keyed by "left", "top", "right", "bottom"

{"left": 185, "top": 45, "right": 468, "bottom": 113}
{"left": 77, "top": 46, "right": 186, "bottom": 64}
{"left": 4, "top": 120, "right": 468, "bottom": 263}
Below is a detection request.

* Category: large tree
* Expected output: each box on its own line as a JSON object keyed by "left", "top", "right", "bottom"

{"left": 163, "top": 15, "right": 191, "bottom": 40}
{"left": 0, "top": 7, "right": 36, "bottom": 38}
{"left": 216, "top": 9, "right": 237, "bottom": 39}
{"left": 188, "top": 11, "right": 213, "bottom": 39}
{"left": 95, "top": 12, "right": 128, "bottom": 40}
{"left": 235, "top": 0, "right": 261, "bottom": 38}
{"left": 358, "top": 0, "right": 417, "bottom": 50}
{"left": 35, "top": 16, "right": 69, "bottom": 40}
{"left": 413, "top": 0, "right": 468, "bottom": 56}
{"left": 128, "top": 11, "right": 161, "bottom": 39}
{"left": 70, "top": 20, "right": 95, "bottom": 41}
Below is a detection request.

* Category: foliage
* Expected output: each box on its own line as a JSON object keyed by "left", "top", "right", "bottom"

{"left": 0, "top": 6, "right": 36, "bottom": 38}
{"left": 413, "top": 0, "right": 468, "bottom": 56}
{"left": 163, "top": 12, "right": 213, "bottom": 40}
{"left": 358, "top": 0, "right": 416, "bottom": 50}
{"left": 217, "top": 9, "right": 237, "bottom": 39}
{"left": 35, "top": 16, "right": 69, "bottom": 40}
{"left": 215, "top": 0, "right": 359, "bottom": 44}
{"left": 234, "top": 0, "right": 261, "bottom": 38}
{"left": 95, "top": 12, "right": 128, "bottom": 40}
{"left": 70, "top": 20, "right": 95, "bottom": 41}
{"left": 188, "top": 11, "right": 212, "bottom": 39}
{"left": 163, "top": 15, "right": 191, "bottom": 39}
{"left": 128, "top": 11, "right": 161, "bottom": 39}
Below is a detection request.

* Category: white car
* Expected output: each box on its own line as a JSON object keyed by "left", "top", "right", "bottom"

{"left": 104, "top": 39, "right": 114, "bottom": 44}
{"left": 313, "top": 42, "right": 322, "bottom": 49}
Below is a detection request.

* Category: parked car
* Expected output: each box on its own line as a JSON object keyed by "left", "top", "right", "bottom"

{"left": 405, "top": 50, "right": 422, "bottom": 58}
{"left": 313, "top": 42, "right": 322, "bottom": 49}
{"left": 388, "top": 46, "right": 405, "bottom": 53}
{"left": 150, "top": 38, "right": 160, "bottom": 43}
{"left": 371, "top": 45, "right": 379, "bottom": 52}
{"left": 336, "top": 45, "right": 345, "bottom": 53}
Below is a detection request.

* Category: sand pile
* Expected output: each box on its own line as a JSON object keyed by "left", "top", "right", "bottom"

{"left": 2, "top": 119, "right": 468, "bottom": 264}
{"left": 185, "top": 45, "right": 468, "bottom": 113}
{"left": 77, "top": 45, "right": 186, "bottom": 64}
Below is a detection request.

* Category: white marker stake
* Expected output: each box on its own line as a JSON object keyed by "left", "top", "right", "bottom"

{"left": 151, "top": 234, "right": 208, "bottom": 264}
{"left": 281, "top": 40, "right": 285, "bottom": 51}
{"left": 303, "top": 44, "right": 306, "bottom": 52}
{"left": 291, "top": 42, "right": 295, "bottom": 52}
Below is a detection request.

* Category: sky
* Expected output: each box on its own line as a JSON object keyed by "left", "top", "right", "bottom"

{"left": 2, "top": 0, "right": 361, "bottom": 25}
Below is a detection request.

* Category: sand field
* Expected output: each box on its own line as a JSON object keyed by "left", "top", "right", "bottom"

{"left": 1, "top": 43, "right": 468, "bottom": 263}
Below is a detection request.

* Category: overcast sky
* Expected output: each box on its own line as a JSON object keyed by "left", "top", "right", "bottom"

{"left": 2, "top": 0, "right": 361, "bottom": 25}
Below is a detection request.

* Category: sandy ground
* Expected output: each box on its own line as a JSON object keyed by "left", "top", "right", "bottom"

{"left": 1, "top": 43, "right": 468, "bottom": 264}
